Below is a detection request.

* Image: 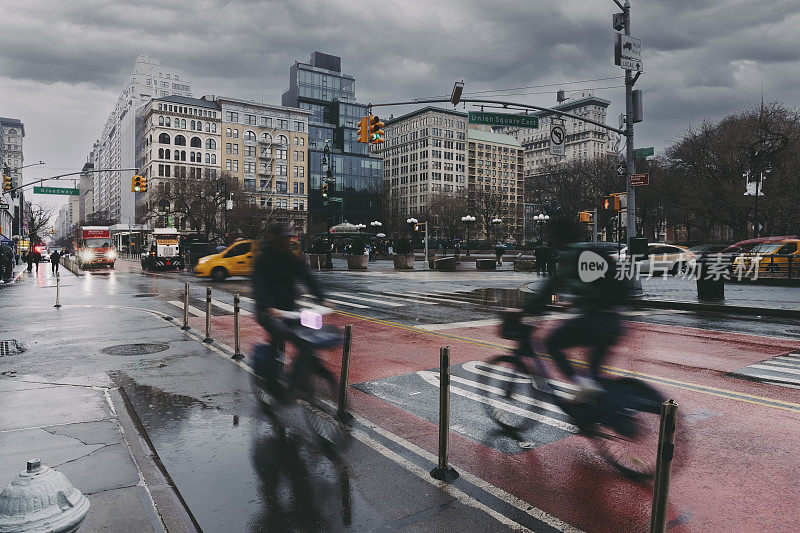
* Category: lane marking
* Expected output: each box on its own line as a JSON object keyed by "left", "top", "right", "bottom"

{"left": 446, "top": 370, "right": 572, "bottom": 416}
{"left": 325, "top": 297, "right": 370, "bottom": 309}
{"left": 360, "top": 292, "right": 438, "bottom": 305}
{"left": 330, "top": 292, "right": 404, "bottom": 307}
{"left": 418, "top": 319, "right": 501, "bottom": 331}
{"left": 406, "top": 291, "right": 474, "bottom": 304}
{"left": 211, "top": 299, "right": 253, "bottom": 315}
{"left": 167, "top": 300, "right": 203, "bottom": 317}
{"left": 748, "top": 364, "right": 800, "bottom": 376}
{"left": 331, "top": 308, "right": 800, "bottom": 413}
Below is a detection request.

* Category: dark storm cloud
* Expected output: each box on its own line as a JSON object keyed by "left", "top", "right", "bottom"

{"left": 3, "top": 0, "right": 800, "bottom": 194}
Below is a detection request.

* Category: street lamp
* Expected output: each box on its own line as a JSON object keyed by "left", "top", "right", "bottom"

{"left": 534, "top": 214, "right": 550, "bottom": 242}
{"left": 322, "top": 142, "right": 333, "bottom": 269}
{"left": 491, "top": 217, "right": 503, "bottom": 245}
{"left": 370, "top": 220, "right": 382, "bottom": 229}
{"left": 461, "top": 215, "right": 475, "bottom": 255}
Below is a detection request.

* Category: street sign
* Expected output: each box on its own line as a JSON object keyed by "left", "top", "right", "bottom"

{"left": 620, "top": 58, "right": 643, "bottom": 72}
{"left": 634, "top": 147, "right": 654, "bottom": 158}
{"left": 629, "top": 173, "right": 649, "bottom": 186}
{"left": 33, "top": 186, "right": 79, "bottom": 196}
{"left": 549, "top": 123, "right": 565, "bottom": 156}
{"left": 620, "top": 35, "right": 642, "bottom": 61}
{"left": 468, "top": 112, "right": 538, "bottom": 129}
{"left": 616, "top": 163, "right": 626, "bottom": 177}
{"left": 0, "top": 203, "right": 8, "bottom": 210}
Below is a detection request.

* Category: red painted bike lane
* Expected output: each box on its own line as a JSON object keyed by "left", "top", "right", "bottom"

{"left": 194, "top": 311, "right": 800, "bottom": 532}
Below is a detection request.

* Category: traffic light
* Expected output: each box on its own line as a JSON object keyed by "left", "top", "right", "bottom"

{"left": 322, "top": 182, "right": 329, "bottom": 198}
{"left": 602, "top": 195, "right": 619, "bottom": 211}
{"left": 356, "top": 116, "right": 369, "bottom": 143}
{"left": 132, "top": 175, "right": 143, "bottom": 192}
{"left": 579, "top": 210, "right": 593, "bottom": 223}
{"left": 140, "top": 176, "right": 148, "bottom": 192}
{"left": 368, "top": 115, "right": 385, "bottom": 144}
{"left": 2, "top": 175, "right": 11, "bottom": 192}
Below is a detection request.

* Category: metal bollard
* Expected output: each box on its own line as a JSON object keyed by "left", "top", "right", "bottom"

{"left": 337, "top": 324, "right": 353, "bottom": 423}
{"left": 181, "top": 282, "right": 190, "bottom": 330}
{"left": 232, "top": 294, "right": 243, "bottom": 359}
{"left": 53, "top": 271, "right": 61, "bottom": 308}
{"left": 430, "top": 346, "right": 459, "bottom": 482}
{"left": 203, "top": 287, "right": 212, "bottom": 343}
{"left": 650, "top": 399, "right": 678, "bottom": 533}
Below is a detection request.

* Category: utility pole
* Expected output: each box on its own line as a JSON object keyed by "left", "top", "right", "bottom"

{"left": 623, "top": 0, "right": 636, "bottom": 246}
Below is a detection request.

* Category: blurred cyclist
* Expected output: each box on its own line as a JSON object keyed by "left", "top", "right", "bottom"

{"left": 253, "top": 224, "right": 327, "bottom": 385}
{"left": 522, "top": 216, "right": 630, "bottom": 399}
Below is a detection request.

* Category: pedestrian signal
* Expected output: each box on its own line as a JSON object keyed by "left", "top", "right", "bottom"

{"left": 368, "top": 115, "right": 385, "bottom": 144}
{"left": 579, "top": 210, "right": 594, "bottom": 223}
{"left": 602, "top": 195, "right": 619, "bottom": 211}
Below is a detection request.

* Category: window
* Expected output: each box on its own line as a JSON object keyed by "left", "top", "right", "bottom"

{"left": 211, "top": 154, "right": 216, "bottom": 164}
{"left": 159, "top": 133, "right": 170, "bottom": 144}
{"left": 293, "top": 182, "right": 299, "bottom": 194}
{"left": 277, "top": 119, "right": 288, "bottom": 130}
{"left": 293, "top": 166, "right": 299, "bottom": 177}
{"left": 226, "top": 111, "right": 239, "bottom": 122}
{"left": 226, "top": 128, "right": 233, "bottom": 138}
{"left": 226, "top": 160, "right": 232, "bottom": 171}
{"left": 158, "top": 116, "right": 164, "bottom": 126}
{"left": 205, "top": 153, "right": 210, "bottom": 164}
{"left": 243, "top": 130, "right": 256, "bottom": 142}
{"left": 174, "top": 135, "right": 186, "bottom": 146}
{"left": 260, "top": 132, "right": 272, "bottom": 143}
{"left": 261, "top": 116, "right": 272, "bottom": 127}
{"left": 232, "top": 160, "right": 238, "bottom": 172}
{"left": 277, "top": 134, "right": 288, "bottom": 145}
{"left": 190, "top": 120, "right": 195, "bottom": 130}
{"left": 205, "top": 139, "right": 216, "bottom": 150}
{"left": 232, "top": 129, "right": 238, "bottom": 138}
{"left": 276, "top": 149, "right": 287, "bottom": 160}
{"left": 190, "top": 136, "right": 201, "bottom": 148}
{"left": 181, "top": 119, "right": 186, "bottom": 129}
{"left": 245, "top": 114, "right": 256, "bottom": 125}
{"left": 294, "top": 121, "right": 305, "bottom": 132}
{"left": 244, "top": 146, "right": 256, "bottom": 157}
{"left": 223, "top": 242, "right": 251, "bottom": 257}
{"left": 244, "top": 162, "right": 256, "bottom": 173}
{"left": 165, "top": 149, "right": 171, "bottom": 159}
{"left": 232, "top": 144, "right": 239, "bottom": 155}
{"left": 226, "top": 143, "right": 232, "bottom": 154}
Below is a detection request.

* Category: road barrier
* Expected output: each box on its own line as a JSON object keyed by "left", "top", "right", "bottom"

{"left": 650, "top": 399, "right": 678, "bottom": 533}
{"left": 337, "top": 324, "right": 353, "bottom": 423}
{"left": 53, "top": 271, "right": 62, "bottom": 308}
{"left": 203, "top": 287, "right": 212, "bottom": 343}
{"left": 430, "top": 346, "right": 459, "bottom": 482}
{"left": 232, "top": 294, "right": 243, "bottom": 360}
{"left": 181, "top": 282, "right": 190, "bottom": 330}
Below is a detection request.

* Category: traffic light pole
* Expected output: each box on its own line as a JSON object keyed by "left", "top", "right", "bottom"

{"left": 3, "top": 168, "right": 139, "bottom": 195}
{"left": 593, "top": 208, "right": 598, "bottom": 243}
{"left": 623, "top": 0, "right": 637, "bottom": 247}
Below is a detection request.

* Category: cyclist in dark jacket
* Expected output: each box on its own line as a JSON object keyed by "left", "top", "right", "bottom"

{"left": 253, "top": 225, "right": 326, "bottom": 381}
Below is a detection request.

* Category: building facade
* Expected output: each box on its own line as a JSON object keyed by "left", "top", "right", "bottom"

{"left": 1, "top": 117, "right": 25, "bottom": 243}
{"left": 381, "top": 107, "right": 469, "bottom": 217}
{"left": 214, "top": 96, "right": 310, "bottom": 234}
{"left": 137, "top": 95, "right": 222, "bottom": 229}
{"left": 281, "top": 52, "right": 382, "bottom": 230}
{"left": 90, "top": 54, "right": 192, "bottom": 225}
{"left": 54, "top": 195, "right": 79, "bottom": 243}
{"left": 467, "top": 128, "right": 525, "bottom": 243}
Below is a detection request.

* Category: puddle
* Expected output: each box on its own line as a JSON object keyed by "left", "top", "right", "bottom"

{"left": 466, "top": 287, "right": 526, "bottom": 308}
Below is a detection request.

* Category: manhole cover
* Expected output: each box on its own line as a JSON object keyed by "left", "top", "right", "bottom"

{"left": 100, "top": 343, "right": 169, "bottom": 356}
{"left": 133, "top": 294, "right": 157, "bottom": 298}
{"left": 0, "top": 340, "right": 25, "bottom": 357}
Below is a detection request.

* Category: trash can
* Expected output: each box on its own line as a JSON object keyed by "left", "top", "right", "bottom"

{"left": 696, "top": 255, "right": 725, "bottom": 300}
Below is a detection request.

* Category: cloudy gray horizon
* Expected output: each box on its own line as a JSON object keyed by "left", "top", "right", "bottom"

{"left": 3, "top": 0, "right": 800, "bottom": 212}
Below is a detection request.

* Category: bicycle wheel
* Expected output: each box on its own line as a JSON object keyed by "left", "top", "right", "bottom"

{"left": 476, "top": 354, "right": 544, "bottom": 433}
{"left": 589, "top": 377, "right": 670, "bottom": 481}
{"left": 294, "top": 356, "right": 345, "bottom": 447}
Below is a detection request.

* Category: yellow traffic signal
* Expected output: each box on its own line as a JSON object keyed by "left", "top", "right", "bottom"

{"left": 368, "top": 115, "right": 385, "bottom": 144}
{"left": 132, "top": 175, "right": 143, "bottom": 192}
{"left": 2, "top": 175, "right": 11, "bottom": 192}
{"left": 140, "top": 176, "right": 148, "bottom": 192}
{"left": 356, "top": 116, "right": 369, "bottom": 144}
{"left": 322, "top": 182, "right": 329, "bottom": 198}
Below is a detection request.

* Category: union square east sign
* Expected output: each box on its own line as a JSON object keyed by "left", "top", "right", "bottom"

{"left": 468, "top": 111, "right": 539, "bottom": 129}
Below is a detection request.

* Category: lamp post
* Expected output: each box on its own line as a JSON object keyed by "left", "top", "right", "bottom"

{"left": 461, "top": 215, "right": 475, "bottom": 255}
{"left": 534, "top": 214, "right": 550, "bottom": 243}
{"left": 322, "top": 142, "right": 333, "bottom": 269}
{"left": 491, "top": 217, "right": 502, "bottom": 244}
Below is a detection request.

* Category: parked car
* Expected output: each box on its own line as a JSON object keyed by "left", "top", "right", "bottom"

{"left": 732, "top": 239, "right": 800, "bottom": 278}
{"left": 688, "top": 244, "right": 730, "bottom": 257}
{"left": 638, "top": 243, "right": 696, "bottom": 275}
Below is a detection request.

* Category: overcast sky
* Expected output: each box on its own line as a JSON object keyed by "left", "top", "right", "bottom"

{"left": 2, "top": 0, "right": 800, "bottom": 212}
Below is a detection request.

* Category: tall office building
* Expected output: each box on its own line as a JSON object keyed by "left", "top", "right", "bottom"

{"left": 281, "top": 52, "right": 382, "bottom": 229}
{"left": 1, "top": 117, "right": 25, "bottom": 242}
{"left": 89, "top": 53, "right": 192, "bottom": 225}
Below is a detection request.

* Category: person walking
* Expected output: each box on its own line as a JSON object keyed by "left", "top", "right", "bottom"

{"left": 0, "top": 242, "right": 13, "bottom": 283}
{"left": 26, "top": 250, "right": 33, "bottom": 272}
{"left": 33, "top": 248, "right": 42, "bottom": 272}
{"left": 494, "top": 242, "right": 505, "bottom": 266}
{"left": 50, "top": 249, "right": 61, "bottom": 274}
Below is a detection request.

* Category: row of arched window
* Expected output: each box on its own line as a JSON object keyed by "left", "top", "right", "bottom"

{"left": 157, "top": 148, "right": 217, "bottom": 164}
{"left": 158, "top": 133, "right": 216, "bottom": 150}
{"left": 158, "top": 116, "right": 217, "bottom": 133}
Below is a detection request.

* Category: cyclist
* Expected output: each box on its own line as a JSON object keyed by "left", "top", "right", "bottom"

{"left": 252, "top": 224, "right": 326, "bottom": 387}
{"left": 522, "top": 216, "right": 630, "bottom": 399}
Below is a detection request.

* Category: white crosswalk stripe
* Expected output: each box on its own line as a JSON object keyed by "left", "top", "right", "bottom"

{"left": 733, "top": 352, "right": 800, "bottom": 387}
{"left": 211, "top": 299, "right": 253, "bottom": 315}
{"left": 329, "top": 292, "right": 404, "bottom": 307}
{"left": 323, "top": 297, "right": 370, "bottom": 309}
{"left": 362, "top": 292, "right": 437, "bottom": 305}
{"left": 167, "top": 300, "right": 204, "bottom": 317}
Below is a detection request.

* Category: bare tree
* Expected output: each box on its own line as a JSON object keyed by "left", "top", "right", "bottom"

{"left": 470, "top": 186, "right": 504, "bottom": 243}
{"left": 426, "top": 191, "right": 468, "bottom": 250}
{"left": 25, "top": 203, "right": 53, "bottom": 245}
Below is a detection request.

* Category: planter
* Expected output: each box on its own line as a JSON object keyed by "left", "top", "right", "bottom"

{"left": 435, "top": 256, "right": 456, "bottom": 271}
{"left": 394, "top": 253, "right": 415, "bottom": 269}
{"left": 347, "top": 254, "right": 368, "bottom": 270}
{"left": 476, "top": 258, "right": 496, "bottom": 270}
{"left": 307, "top": 254, "right": 329, "bottom": 270}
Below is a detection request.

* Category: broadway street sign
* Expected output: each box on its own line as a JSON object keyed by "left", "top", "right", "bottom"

{"left": 634, "top": 147, "right": 654, "bottom": 158}
{"left": 33, "top": 186, "right": 79, "bottom": 196}
{"left": 468, "top": 112, "right": 538, "bottom": 129}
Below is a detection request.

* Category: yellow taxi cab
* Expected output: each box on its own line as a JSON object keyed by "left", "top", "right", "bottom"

{"left": 195, "top": 240, "right": 259, "bottom": 281}
{"left": 732, "top": 239, "right": 800, "bottom": 278}
{"left": 194, "top": 237, "right": 302, "bottom": 281}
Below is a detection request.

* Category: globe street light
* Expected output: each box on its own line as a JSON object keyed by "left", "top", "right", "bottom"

{"left": 534, "top": 214, "right": 550, "bottom": 242}
{"left": 491, "top": 217, "right": 502, "bottom": 244}
{"left": 461, "top": 215, "right": 476, "bottom": 255}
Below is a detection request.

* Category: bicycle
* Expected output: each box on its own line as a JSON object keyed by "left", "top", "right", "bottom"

{"left": 252, "top": 307, "right": 345, "bottom": 446}
{"left": 478, "top": 310, "right": 678, "bottom": 480}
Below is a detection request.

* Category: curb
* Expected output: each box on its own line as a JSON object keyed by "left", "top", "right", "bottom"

{"left": 629, "top": 298, "right": 800, "bottom": 319}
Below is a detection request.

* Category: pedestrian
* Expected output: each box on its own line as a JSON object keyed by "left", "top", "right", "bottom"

{"left": 494, "top": 242, "right": 505, "bottom": 266}
{"left": 535, "top": 242, "right": 549, "bottom": 275}
{"left": 0, "top": 242, "right": 13, "bottom": 283}
{"left": 26, "top": 251, "right": 33, "bottom": 272}
{"left": 33, "top": 248, "right": 42, "bottom": 272}
{"left": 50, "top": 249, "right": 61, "bottom": 274}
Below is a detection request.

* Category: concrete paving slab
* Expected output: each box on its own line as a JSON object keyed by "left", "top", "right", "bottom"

{"left": 0, "top": 383, "right": 110, "bottom": 431}
{"left": 79, "top": 485, "right": 162, "bottom": 533}
{"left": 56, "top": 441, "right": 142, "bottom": 495}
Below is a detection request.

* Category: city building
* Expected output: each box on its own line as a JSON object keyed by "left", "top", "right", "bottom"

{"left": 1, "top": 117, "right": 26, "bottom": 244}
{"left": 137, "top": 95, "right": 222, "bottom": 229}
{"left": 54, "top": 195, "right": 79, "bottom": 243}
{"left": 381, "top": 106, "right": 469, "bottom": 217}
{"left": 89, "top": 53, "right": 192, "bottom": 225}
{"left": 467, "top": 128, "right": 525, "bottom": 244}
{"left": 78, "top": 160, "right": 95, "bottom": 224}
{"left": 213, "top": 96, "right": 311, "bottom": 234}
{"left": 281, "top": 52, "right": 383, "bottom": 230}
